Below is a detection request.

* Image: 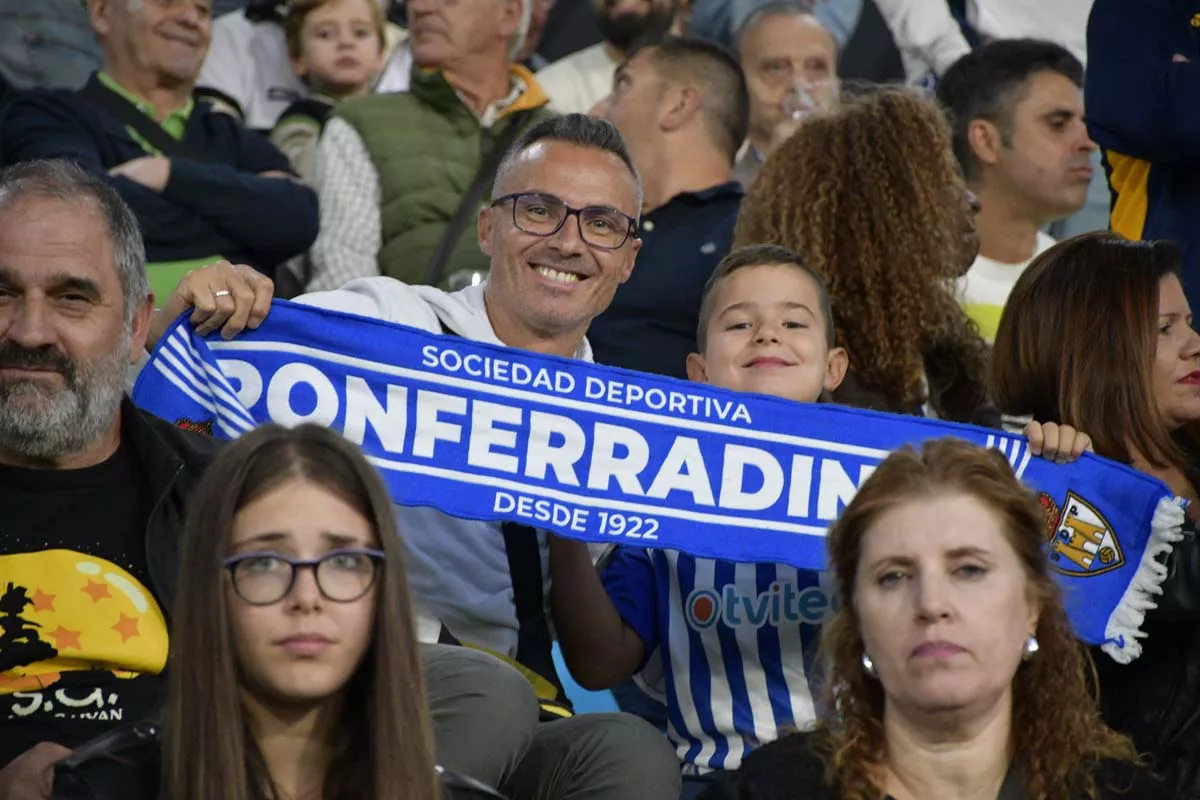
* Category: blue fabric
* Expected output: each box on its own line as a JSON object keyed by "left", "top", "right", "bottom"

{"left": 551, "top": 642, "right": 618, "bottom": 714}
{"left": 681, "top": 773, "right": 723, "bottom": 800}
{"left": 611, "top": 677, "right": 669, "bottom": 731}
{"left": 604, "top": 548, "right": 825, "bottom": 771}
{"left": 132, "top": 299, "right": 1184, "bottom": 663}
{"left": 0, "top": 0, "right": 100, "bottom": 91}
{"left": 1085, "top": 0, "right": 1200, "bottom": 317}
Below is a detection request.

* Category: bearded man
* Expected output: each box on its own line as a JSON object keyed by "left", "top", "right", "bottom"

{"left": 0, "top": 158, "right": 215, "bottom": 798}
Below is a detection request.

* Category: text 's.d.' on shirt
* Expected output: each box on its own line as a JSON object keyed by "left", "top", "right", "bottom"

{"left": 603, "top": 548, "right": 831, "bottom": 773}
{"left": 957, "top": 230, "right": 1056, "bottom": 343}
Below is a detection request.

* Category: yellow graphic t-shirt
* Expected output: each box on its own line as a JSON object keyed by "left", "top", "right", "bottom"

{"left": 1, "top": 551, "right": 168, "bottom": 757}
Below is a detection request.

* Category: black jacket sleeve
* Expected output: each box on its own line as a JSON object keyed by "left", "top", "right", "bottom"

{"left": 1149, "top": 526, "right": 1200, "bottom": 619}
{"left": 161, "top": 155, "right": 318, "bottom": 266}
{"left": 160, "top": 117, "right": 318, "bottom": 265}
{"left": 0, "top": 91, "right": 240, "bottom": 259}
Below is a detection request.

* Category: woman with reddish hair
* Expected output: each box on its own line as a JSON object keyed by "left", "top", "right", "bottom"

{"left": 702, "top": 439, "right": 1161, "bottom": 800}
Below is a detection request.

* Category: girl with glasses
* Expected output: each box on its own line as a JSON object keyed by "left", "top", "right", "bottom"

{"left": 171, "top": 422, "right": 435, "bottom": 800}
{"left": 53, "top": 423, "right": 504, "bottom": 799}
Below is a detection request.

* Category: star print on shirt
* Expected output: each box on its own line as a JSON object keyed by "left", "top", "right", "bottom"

{"left": 81, "top": 580, "right": 111, "bottom": 603}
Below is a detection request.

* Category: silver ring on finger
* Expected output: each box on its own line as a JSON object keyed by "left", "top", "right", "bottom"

{"left": 213, "top": 289, "right": 233, "bottom": 298}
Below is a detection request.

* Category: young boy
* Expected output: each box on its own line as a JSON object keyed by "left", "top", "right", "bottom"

{"left": 270, "top": 0, "right": 388, "bottom": 182}
{"left": 551, "top": 244, "right": 1088, "bottom": 797}
{"left": 551, "top": 244, "right": 849, "bottom": 795}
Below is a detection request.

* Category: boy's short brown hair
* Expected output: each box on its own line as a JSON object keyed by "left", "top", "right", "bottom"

{"left": 696, "top": 243, "right": 836, "bottom": 352}
{"left": 284, "top": 0, "right": 386, "bottom": 60}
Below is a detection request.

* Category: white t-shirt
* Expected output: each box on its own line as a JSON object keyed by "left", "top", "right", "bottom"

{"left": 958, "top": 230, "right": 1056, "bottom": 343}
{"left": 968, "top": 0, "right": 1091, "bottom": 66}
{"left": 198, "top": 9, "right": 412, "bottom": 131}
{"left": 873, "top": 0, "right": 1092, "bottom": 85}
{"left": 535, "top": 42, "right": 617, "bottom": 116}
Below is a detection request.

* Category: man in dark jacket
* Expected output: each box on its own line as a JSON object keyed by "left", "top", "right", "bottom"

{"left": 0, "top": 158, "right": 215, "bottom": 796}
{"left": 0, "top": 0, "right": 318, "bottom": 304}
{"left": 588, "top": 37, "right": 747, "bottom": 380}
{"left": 0, "top": 160, "right": 543, "bottom": 800}
{"left": 1085, "top": 0, "right": 1200, "bottom": 316}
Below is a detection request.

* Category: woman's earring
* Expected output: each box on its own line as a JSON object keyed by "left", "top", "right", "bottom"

{"left": 861, "top": 652, "right": 877, "bottom": 677}
{"left": 1022, "top": 635, "right": 1039, "bottom": 661}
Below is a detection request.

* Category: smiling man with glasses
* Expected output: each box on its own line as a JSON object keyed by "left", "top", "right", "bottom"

{"left": 148, "top": 113, "right": 682, "bottom": 800}
{"left": 490, "top": 192, "right": 638, "bottom": 252}
{"left": 469, "top": 114, "right": 643, "bottom": 359}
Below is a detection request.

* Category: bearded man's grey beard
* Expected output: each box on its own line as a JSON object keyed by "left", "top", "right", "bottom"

{"left": 0, "top": 328, "right": 132, "bottom": 462}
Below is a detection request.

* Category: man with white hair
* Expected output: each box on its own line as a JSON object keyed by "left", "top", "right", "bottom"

{"left": 305, "top": 0, "right": 556, "bottom": 293}
{"left": 0, "top": 0, "right": 319, "bottom": 304}
{"left": 731, "top": 2, "right": 840, "bottom": 187}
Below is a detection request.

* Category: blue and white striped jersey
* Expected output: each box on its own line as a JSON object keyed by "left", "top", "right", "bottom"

{"left": 603, "top": 549, "right": 836, "bottom": 772}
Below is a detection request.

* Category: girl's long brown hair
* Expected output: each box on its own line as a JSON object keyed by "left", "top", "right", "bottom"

{"left": 814, "top": 438, "right": 1138, "bottom": 800}
{"left": 992, "top": 231, "right": 1190, "bottom": 469}
{"left": 163, "top": 424, "right": 438, "bottom": 800}
{"left": 735, "top": 87, "right": 989, "bottom": 419}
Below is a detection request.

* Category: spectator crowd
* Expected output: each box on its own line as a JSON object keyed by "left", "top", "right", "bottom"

{"left": 2, "top": 0, "right": 1200, "bottom": 798}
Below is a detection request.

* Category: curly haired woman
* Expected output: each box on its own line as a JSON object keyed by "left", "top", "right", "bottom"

{"left": 734, "top": 87, "right": 997, "bottom": 425}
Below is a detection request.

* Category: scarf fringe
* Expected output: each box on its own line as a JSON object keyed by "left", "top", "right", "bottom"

{"left": 1102, "top": 495, "right": 1188, "bottom": 663}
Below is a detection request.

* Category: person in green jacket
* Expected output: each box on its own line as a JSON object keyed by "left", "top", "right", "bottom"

{"left": 304, "top": 0, "right": 555, "bottom": 293}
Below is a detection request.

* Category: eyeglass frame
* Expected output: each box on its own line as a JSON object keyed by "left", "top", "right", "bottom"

{"left": 222, "top": 547, "right": 387, "bottom": 606}
{"left": 490, "top": 192, "right": 639, "bottom": 250}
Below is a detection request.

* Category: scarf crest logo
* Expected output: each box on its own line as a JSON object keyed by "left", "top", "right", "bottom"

{"left": 1039, "top": 492, "right": 1125, "bottom": 577}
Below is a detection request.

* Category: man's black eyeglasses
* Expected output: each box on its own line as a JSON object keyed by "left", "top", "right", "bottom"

{"left": 491, "top": 192, "right": 637, "bottom": 250}
{"left": 223, "top": 548, "right": 386, "bottom": 605}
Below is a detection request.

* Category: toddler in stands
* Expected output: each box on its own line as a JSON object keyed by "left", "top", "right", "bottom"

{"left": 270, "top": 0, "right": 386, "bottom": 182}
{"left": 550, "top": 243, "right": 1092, "bottom": 799}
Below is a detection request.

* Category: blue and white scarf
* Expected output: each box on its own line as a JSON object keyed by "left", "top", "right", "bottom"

{"left": 132, "top": 300, "right": 1186, "bottom": 663}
